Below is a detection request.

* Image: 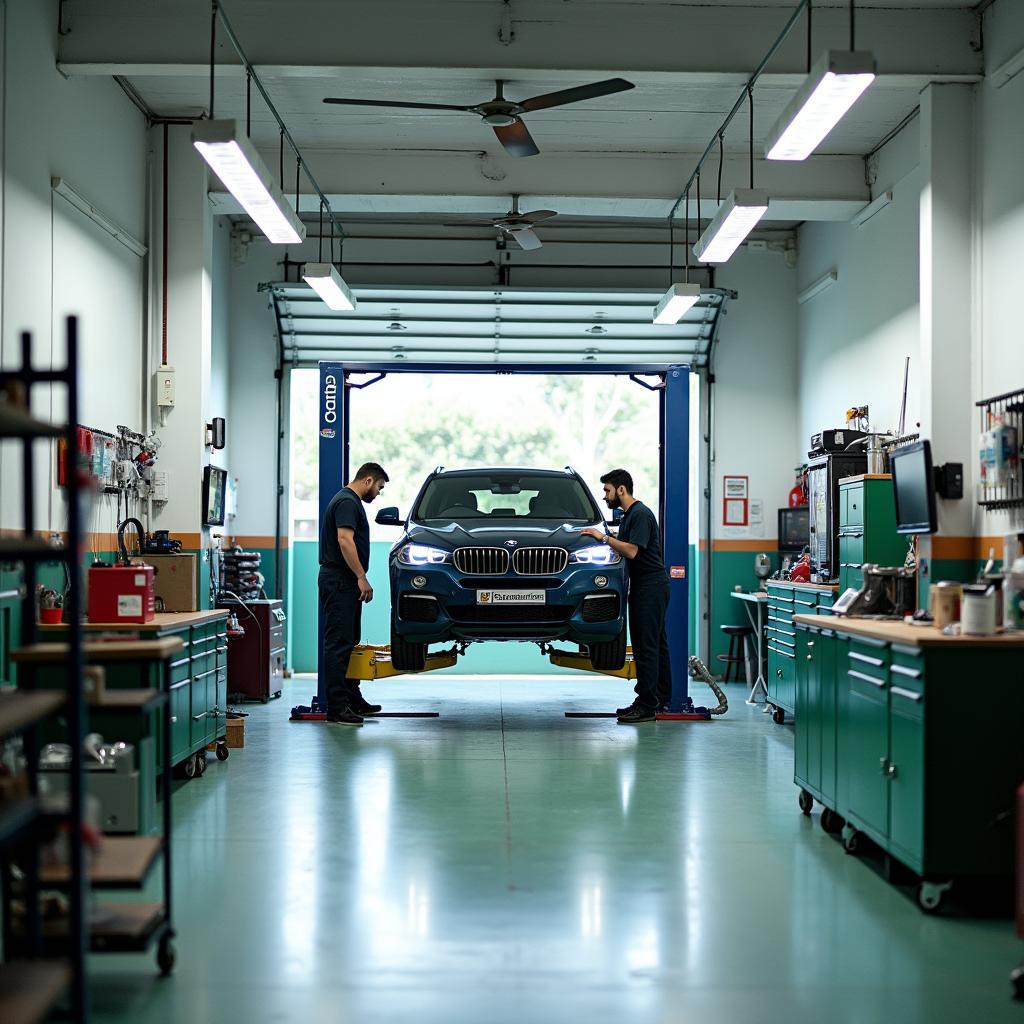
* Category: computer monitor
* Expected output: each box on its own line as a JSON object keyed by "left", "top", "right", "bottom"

{"left": 778, "top": 506, "right": 809, "bottom": 554}
{"left": 202, "top": 465, "right": 228, "bottom": 527}
{"left": 890, "top": 440, "right": 937, "bottom": 535}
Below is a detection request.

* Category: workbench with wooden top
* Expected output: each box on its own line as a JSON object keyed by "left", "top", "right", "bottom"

{"left": 39, "top": 610, "right": 230, "bottom": 782}
{"left": 790, "top": 612, "right": 1024, "bottom": 913}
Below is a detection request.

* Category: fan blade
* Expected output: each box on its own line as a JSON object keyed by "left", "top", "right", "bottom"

{"left": 509, "top": 227, "right": 542, "bottom": 251}
{"left": 323, "top": 97, "right": 473, "bottom": 112}
{"left": 521, "top": 209, "right": 558, "bottom": 224}
{"left": 442, "top": 220, "right": 504, "bottom": 228}
{"left": 493, "top": 119, "right": 540, "bottom": 158}
{"left": 517, "top": 78, "right": 634, "bottom": 113}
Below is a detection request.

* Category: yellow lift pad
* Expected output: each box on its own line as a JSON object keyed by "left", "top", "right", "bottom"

{"left": 547, "top": 647, "right": 637, "bottom": 679}
{"left": 345, "top": 644, "right": 459, "bottom": 681}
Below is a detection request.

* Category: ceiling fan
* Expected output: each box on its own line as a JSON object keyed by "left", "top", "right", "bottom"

{"left": 323, "top": 78, "right": 634, "bottom": 157}
{"left": 448, "top": 196, "right": 557, "bottom": 251}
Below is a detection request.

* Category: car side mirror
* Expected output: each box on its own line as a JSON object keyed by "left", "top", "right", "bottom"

{"left": 612, "top": 508, "right": 623, "bottom": 521}
{"left": 375, "top": 507, "right": 404, "bottom": 526}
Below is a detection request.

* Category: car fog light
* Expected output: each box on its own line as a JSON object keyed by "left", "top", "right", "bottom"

{"left": 412, "top": 575, "right": 427, "bottom": 589}
{"left": 594, "top": 575, "right": 608, "bottom": 588}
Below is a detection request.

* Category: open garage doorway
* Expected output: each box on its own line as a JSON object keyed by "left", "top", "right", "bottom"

{"left": 286, "top": 369, "right": 700, "bottom": 676}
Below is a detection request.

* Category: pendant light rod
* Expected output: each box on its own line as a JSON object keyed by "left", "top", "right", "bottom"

{"left": 209, "top": 0, "right": 345, "bottom": 242}
{"left": 667, "top": 0, "right": 809, "bottom": 222}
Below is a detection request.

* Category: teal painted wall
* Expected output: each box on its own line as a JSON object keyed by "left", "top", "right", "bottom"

{"left": 708, "top": 549, "right": 778, "bottom": 668}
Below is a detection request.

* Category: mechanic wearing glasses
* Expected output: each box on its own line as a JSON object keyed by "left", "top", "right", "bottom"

{"left": 319, "top": 462, "right": 390, "bottom": 725}
{"left": 581, "top": 468, "right": 671, "bottom": 723}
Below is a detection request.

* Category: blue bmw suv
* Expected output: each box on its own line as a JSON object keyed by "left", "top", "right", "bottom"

{"left": 376, "top": 467, "right": 627, "bottom": 672}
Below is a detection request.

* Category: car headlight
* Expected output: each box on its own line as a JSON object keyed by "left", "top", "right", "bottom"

{"left": 571, "top": 545, "right": 621, "bottom": 565}
{"left": 398, "top": 543, "right": 451, "bottom": 566}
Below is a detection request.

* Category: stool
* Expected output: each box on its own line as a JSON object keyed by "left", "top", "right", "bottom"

{"left": 717, "top": 624, "right": 754, "bottom": 683}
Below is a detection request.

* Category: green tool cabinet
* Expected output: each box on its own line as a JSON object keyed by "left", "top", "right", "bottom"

{"left": 765, "top": 582, "right": 837, "bottom": 724}
{"left": 793, "top": 614, "right": 1024, "bottom": 912}
{"left": 837, "top": 475, "right": 907, "bottom": 594}
{"left": 42, "top": 610, "right": 230, "bottom": 786}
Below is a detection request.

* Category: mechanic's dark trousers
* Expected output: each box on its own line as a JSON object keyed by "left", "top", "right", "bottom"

{"left": 629, "top": 579, "right": 672, "bottom": 710}
{"left": 319, "top": 570, "right": 363, "bottom": 713}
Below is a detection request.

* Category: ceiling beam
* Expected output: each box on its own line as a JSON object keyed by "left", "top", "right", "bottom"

{"left": 59, "top": 2, "right": 981, "bottom": 81}
{"left": 207, "top": 148, "right": 869, "bottom": 223}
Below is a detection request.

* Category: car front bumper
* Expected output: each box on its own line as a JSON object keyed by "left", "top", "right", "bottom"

{"left": 390, "top": 561, "right": 627, "bottom": 644}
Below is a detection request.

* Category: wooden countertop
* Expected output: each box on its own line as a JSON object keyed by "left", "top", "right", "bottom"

{"left": 11, "top": 638, "right": 184, "bottom": 663}
{"left": 841, "top": 474, "right": 892, "bottom": 483}
{"left": 40, "top": 609, "right": 228, "bottom": 634}
{"left": 768, "top": 581, "right": 840, "bottom": 593}
{"left": 793, "top": 613, "right": 1024, "bottom": 648}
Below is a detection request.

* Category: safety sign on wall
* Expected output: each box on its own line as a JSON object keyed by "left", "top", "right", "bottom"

{"left": 722, "top": 475, "right": 749, "bottom": 527}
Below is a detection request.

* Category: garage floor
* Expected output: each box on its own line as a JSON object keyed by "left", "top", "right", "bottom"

{"left": 90, "top": 675, "right": 1021, "bottom": 1023}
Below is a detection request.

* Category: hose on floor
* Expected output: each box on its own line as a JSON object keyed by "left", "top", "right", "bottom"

{"left": 687, "top": 656, "right": 729, "bottom": 716}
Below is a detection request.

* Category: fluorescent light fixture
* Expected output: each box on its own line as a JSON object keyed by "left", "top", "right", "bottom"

{"left": 192, "top": 120, "right": 305, "bottom": 244}
{"left": 765, "top": 50, "right": 876, "bottom": 162}
{"left": 652, "top": 283, "right": 701, "bottom": 324}
{"left": 302, "top": 263, "right": 357, "bottom": 311}
{"left": 797, "top": 270, "right": 838, "bottom": 305}
{"left": 51, "top": 177, "right": 147, "bottom": 257}
{"left": 850, "top": 190, "right": 893, "bottom": 228}
{"left": 693, "top": 189, "right": 768, "bottom": 264}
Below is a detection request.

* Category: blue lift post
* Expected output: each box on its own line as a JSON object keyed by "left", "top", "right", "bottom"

{"left": 317, "top": 362, "right": 696, "bottom": 713}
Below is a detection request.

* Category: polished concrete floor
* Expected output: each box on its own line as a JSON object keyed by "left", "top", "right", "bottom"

{"left": 90, "top": 674, "right": 1022, "bottom": 1023}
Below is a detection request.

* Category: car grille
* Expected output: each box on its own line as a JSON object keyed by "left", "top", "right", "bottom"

{"left": 458, "top": 577, "right": 562, "bottom": 590}
{"left": 454, "top": 547, "right": 509, "bottom": 575}
{"left": 399, "top": 593, "right": 439, "bottom": 623}
{"left": 582, "top": 593, "right": 620, "bottom": 623}
{"left": 449, "top": 605, "right": 572, "bottom": 624}
{"left": 512, "top": 547, "right": 568, "bottom": 576}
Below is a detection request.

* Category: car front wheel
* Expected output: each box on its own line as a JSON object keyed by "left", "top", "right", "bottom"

{"left": 589, "top": 623, "right": 627, "bottom": 671}
{"left": 390, "top": 617, "right": 427, "bottom": 673}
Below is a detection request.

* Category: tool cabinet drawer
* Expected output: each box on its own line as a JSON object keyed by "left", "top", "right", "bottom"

{"left": 842, "top": 483, "right": 865, "bottom": 529}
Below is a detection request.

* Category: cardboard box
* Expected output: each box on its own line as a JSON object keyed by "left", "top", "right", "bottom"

{"left": 226, "top": 717, "right": 244, "bottom": 748}
{"left": 147, "top": 553, "right": 198, "bottom": 612}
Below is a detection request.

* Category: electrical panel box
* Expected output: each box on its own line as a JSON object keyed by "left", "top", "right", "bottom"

{"left": 151, "top": 471, "right": 169, "bottom": 503}
{"left": 156, "top": 365, "right": 175, "bottom": 408}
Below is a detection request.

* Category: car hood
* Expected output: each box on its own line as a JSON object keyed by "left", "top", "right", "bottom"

{"left": 404, "top": 519, "right": 602, "bottom": 552}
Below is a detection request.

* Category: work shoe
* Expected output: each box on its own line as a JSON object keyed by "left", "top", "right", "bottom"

{"left": 325, "top": 707, "right": 364, "bottom": 726}
{"left": 617, "top": 705, "right": 656, "bottom": 724}
{"left": 616, "top": 700, "right": 639, "bottom": 716}
{"left": 352, "top": 696, "right": 382, "bottom": 716}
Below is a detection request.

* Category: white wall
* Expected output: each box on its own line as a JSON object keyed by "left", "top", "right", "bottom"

{"left": 796, "top": 120, "right": 922, "bottom": 451}
{"left": 0, "top": 0, "right": 149, "bottom": 542}
{"left": 977, "top": 0, "right": 1024, "bottom": 538}
{"left": 210, "top": 216, "right": 231, "bottom": 484}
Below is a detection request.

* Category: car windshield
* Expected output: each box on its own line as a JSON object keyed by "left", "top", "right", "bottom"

{"left": 414, "top": 473, "right": 599, "bottom": 522}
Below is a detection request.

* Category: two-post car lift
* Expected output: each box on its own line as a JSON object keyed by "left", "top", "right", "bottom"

{"left": 311, "top": 361, "right": 708, "bottom": 718}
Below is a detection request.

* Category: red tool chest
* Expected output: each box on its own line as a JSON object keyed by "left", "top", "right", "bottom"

{"left": 87, "top": 564, "right": 156, "bottom": 623}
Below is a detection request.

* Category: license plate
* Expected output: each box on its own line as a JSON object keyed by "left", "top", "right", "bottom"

{"left": 476, "top": 590, "right": 546, "bottom": 605}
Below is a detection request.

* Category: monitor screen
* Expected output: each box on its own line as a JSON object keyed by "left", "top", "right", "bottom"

{"left": 203, "top": 466, "right": 227, "bottom": 527}
{"left": 778, "top": 506, "right": 809, "bottom": 553}
{"left": 891, "top": 440, "right": 937, "bottom": 535}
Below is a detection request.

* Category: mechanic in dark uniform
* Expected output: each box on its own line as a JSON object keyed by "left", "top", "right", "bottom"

{"left": 319, "top": 462, "right": 389, "bottom": 725}
{"left": 582, "top": 468, "right": 671, "bottom": 723}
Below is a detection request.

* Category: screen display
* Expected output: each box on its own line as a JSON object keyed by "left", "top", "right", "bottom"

{"left": 891, "top": 442, "right": 936, "bottom": 534}
{"left": 778, "top": 507, "right": 809, "bottom": 552}
{"left": 204, "top": 466, "right": 227, "bottom": 526}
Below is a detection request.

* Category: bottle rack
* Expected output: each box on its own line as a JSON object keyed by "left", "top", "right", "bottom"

{"left": 977, "top": 387, "right": 1024, "bottom": 510}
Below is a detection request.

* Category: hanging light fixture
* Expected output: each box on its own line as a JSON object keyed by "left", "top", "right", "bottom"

{"left": 193, "top": 120, "right": 305, "bottom": 244}
{"left": 303, "top": 209, "right": 357, "bottom": 310}
{"left": 765, "top": 3, "right": 875, "bottom": 162}
{"left": 653, "top": 191, "right": 701, "bottom": 325}
{"left": 693, "top": 87, "right": 768, "bottom": 263}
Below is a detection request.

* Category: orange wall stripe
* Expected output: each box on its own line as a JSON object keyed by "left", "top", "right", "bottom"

{"left": 713, "top": 539, "right": 779, "bottom": 553}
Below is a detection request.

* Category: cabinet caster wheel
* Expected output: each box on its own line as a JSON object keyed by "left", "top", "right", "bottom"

{"left": 772, "top": 707, "right": 785, "bottom": 725}
{"left": 916, "top": 880, "right": 952, "bottom": 915}
{"left": 261, "top": 696, "right": 270, "bottom": 704}
{"left": 820, "top": 808, "right": 843, "bottom": 834}
{"left": 216, "top": 742, "right": 229, "bottom": 761}
{"left": 194, "top": 752, "right": 206, "bottom": 777}
{"left": 157, "top": 936, "right": 176, "bottom": 976}
{"left": 181, "top": 755, "right": 197, "bottom": 780}
{"left": 798, "top": 789, "right": 814, "bottom": 815}
{"left": 843, "top": 829, "right": 863, "bottom": 855}
{"left": 1011, "top": 963, "right": 1024, "bottom": 1001}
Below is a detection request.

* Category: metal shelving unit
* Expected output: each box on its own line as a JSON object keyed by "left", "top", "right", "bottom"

{"left": 977, "top": 386, "right": 1024, "bottom": 511}
{"left": 0, "top": 319, "right": 86, "bottom": 1022}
